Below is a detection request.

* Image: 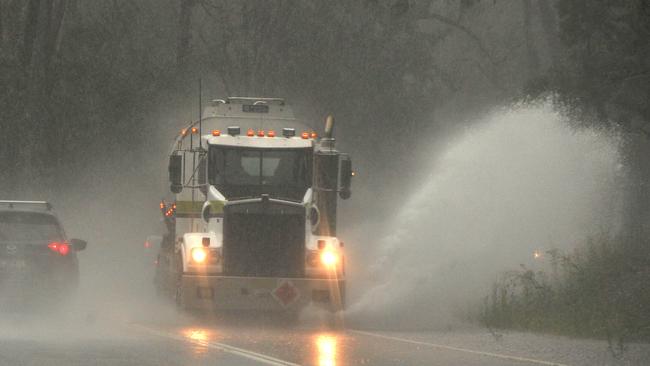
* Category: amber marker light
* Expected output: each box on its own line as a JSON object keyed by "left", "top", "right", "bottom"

{"left": 212, "top": 130, "right": 221, "bottom": 136}
{"left": 191, "top": 127, "right": 198, "bottom": 134}
{"left": 267, "top": 130, "right": 276, "bottom": 137}
{"left": 301, "top": 132, "right": 309, "bottom": 139}
{"left": 247, "top": 129, "right": 255, "bottom": 137}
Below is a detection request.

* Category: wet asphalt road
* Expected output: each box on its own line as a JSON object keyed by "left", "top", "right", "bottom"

{"left": 0, "top": 311, "right": 612, "bottom": 366}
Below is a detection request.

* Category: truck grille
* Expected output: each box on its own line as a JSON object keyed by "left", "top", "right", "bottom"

{"left": 223, "top": 198, "right": 305, "bottom": 278}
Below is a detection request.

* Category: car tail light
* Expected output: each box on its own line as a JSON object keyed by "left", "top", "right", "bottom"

{"left": 48, "top": 242, "right": 70, "bottom": 256}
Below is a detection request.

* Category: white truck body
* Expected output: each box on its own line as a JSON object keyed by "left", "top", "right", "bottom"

{"left": 155, "top": 97, "right": 351, "bottom": 314}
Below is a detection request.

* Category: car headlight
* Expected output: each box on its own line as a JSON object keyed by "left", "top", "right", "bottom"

{"left": 191, "top": 247, "right": 207, "bottom": 263}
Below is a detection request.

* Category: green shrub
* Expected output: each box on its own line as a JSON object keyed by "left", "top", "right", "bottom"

{"left": 480, "top": 233, "right": 650, "bottom": 342}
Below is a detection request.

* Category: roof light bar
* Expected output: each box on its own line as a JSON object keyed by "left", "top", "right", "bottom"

{"left": 227, "top": 126, "right": 241, "bottom": 136}
{"left": 282, "top": 128, "right": 296, "bottom": 138}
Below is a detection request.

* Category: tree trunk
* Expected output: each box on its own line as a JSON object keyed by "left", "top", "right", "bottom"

{"left": 42, "top": 0, "right": 66, "bottom": 95}
{"left": 523, "top": 0, "right": 540, "bottom": 76}
{"left": 0, "top": 1, "right": 4, "bottom": 49}
{"left": 621, "top": 135, "right": 650, "bottom": 238}
{"left": 21, "top": 0, "right": 41, "bottom": 69}
{"left": 536, "top": 0, "right": 560, "bottom": 63}
{"left": 176, "top": 0, "right": 193, "bottom": 71}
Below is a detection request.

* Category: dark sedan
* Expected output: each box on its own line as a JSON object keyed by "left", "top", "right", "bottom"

{"left": 0, "top": 201, "right": 86, "bottom": 311}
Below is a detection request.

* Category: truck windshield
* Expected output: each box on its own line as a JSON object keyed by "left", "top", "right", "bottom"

{"left": 0, "top": 212, "right": 64, "bottom": 243}
{"left": 208, "top": 146, "right": 312, "bottom": 201}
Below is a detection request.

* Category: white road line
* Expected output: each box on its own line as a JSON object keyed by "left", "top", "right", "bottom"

{"left": 350, "top": 330, "right": 571, "bottom": 366}
{"left": 131, "top": 324, "right": 301, "bottom": 366}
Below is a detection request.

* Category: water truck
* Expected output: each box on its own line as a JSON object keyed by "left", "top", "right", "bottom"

{"left": 154, "top": 97, "right": 352, "bottom": 316}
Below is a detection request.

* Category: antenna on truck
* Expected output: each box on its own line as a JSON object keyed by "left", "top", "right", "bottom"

{"left": 198, "top": 78, "right": 203, "bottom": 149}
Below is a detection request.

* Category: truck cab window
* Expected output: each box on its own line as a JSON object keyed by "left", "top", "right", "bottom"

{"left": 208, "top": 146, "right": 311, "bottom": 200}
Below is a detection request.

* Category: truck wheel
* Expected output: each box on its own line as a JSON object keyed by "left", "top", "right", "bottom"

{"left": 325, "top": 311, "right": 345, "bottom": 330}
{"left": 174, "top": 275, "right": 185, "bottom": 311}
{"left": 283, "top": 310, "right": 301, "bottom": 326}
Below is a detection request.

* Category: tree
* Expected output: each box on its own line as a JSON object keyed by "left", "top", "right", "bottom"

{"left": 550, "top": 0, "right": 650, "bottom": 233}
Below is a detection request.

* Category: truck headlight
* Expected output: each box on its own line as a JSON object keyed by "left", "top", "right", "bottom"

{"left": 320, "top": 250, "right": 338, "bottom": 267}
{"left": 191, "top": 247, "right": 207, "bottom": 263}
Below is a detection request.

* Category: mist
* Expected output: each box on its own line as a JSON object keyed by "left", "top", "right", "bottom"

{"left": 347, "top": 101, "right": 623, "bottom": 329}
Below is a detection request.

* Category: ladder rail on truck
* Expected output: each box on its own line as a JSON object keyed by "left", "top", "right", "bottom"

{"left": 154, "top": 97, "right": 353, "bottom": 318}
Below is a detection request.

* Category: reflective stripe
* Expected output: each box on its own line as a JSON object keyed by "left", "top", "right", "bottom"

{"left": 175, "top": 200, "right": 225, "bottom": 215}
{"left": 175, "top": 201, "right": 203, "bottom": 214}
{"left": 208, "top": 200, "right": 225, "bottom": 213}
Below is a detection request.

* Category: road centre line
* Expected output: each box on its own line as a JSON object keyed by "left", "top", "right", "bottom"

{"left": 350, "top": 330, "right": 570, "bottom": 366}
{"left": 131, "top": 323, "right": 301, "bottom": 366}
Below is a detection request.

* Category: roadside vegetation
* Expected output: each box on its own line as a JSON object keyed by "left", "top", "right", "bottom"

{"left": 480, "top": 0, "right": 650, "bottom": 349}
{"left": 480, "top": 234, "right": 650, "bottom": 347}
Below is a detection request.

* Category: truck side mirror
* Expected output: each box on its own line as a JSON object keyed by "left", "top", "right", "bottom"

{"left": 202, "top": 205, "right": 211, "bottom": 223}
{"left": 339, "top": 156, "right": 353, "bottom": 199}
{"left": 160, "top": 235, "right": 173, "bottom": 250}
{"left": 70, "top": 238, "right": 87, "bottom": 251}
{"left": 197, "top": 156, "right": 207, "bottom": 195}
{"left": 169, "top": 155, "right": 183, "bottom": 193}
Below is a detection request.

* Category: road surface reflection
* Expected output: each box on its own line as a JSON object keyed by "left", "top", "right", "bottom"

{"left": 182, "top": 327, "right": 212, "bottom": 355}
{"left": 315, "top": 334, "right": 337, "bottom": 366}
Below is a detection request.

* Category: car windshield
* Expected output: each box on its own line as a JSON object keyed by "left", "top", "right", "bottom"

{"left": 209, "top": 146, "right": 311, "bottom": 201}
{"left": 0, "top": 212, "right": 64, "bottom": 242}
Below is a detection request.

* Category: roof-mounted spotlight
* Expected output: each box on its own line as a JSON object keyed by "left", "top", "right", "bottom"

{"left": 227, "top": 126, "right": 241, "bottom": 136}
{"left": 282, "top": 128, "right": 296, "bottom": 138}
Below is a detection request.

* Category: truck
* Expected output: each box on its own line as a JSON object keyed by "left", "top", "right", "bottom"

{"left": 154, "top": 97, "right": 353, "bottom": 318}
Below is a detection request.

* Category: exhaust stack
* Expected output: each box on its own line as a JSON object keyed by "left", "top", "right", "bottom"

{"left": 324, "top": 115, "right": 335, "bottom": 138}
{"left": 320, "top": 115, "right": 336, "bottom": 149}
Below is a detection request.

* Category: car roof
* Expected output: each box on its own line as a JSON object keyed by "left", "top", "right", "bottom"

{"left": 0, "top": 201, "right": 56, "bottom": 214}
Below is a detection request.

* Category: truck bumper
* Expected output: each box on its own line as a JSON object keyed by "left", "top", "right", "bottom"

{"left": 180, "top": 275, "right": 345, "bottom": 312}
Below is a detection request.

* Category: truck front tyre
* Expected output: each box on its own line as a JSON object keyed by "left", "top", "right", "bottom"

{"left": 174, "top": 274, "right": 185, "bottom": 310}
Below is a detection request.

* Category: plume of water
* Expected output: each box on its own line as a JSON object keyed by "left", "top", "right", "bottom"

{"left": 348, "top": 102, "right": 623, "bottom": 329}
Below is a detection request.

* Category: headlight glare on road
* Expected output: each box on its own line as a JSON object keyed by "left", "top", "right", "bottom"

{"left": 191, "top": 247, "right": 207, "bottom": 263}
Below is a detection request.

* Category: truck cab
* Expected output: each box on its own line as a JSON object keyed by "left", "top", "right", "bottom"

{"left": 155, "top": 97, "right": 352, "bottom": 315}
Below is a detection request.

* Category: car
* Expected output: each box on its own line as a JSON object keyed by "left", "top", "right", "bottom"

{"left": 0, "top": 200, "right": 87, "bottom": 311}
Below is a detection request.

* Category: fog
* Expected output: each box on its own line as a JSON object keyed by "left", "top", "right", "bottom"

{"left": 0, "top": 100, "right": 624, "bottom": 334}
{"left": 346, "top": 101, "right": 623, "bottom": 329}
